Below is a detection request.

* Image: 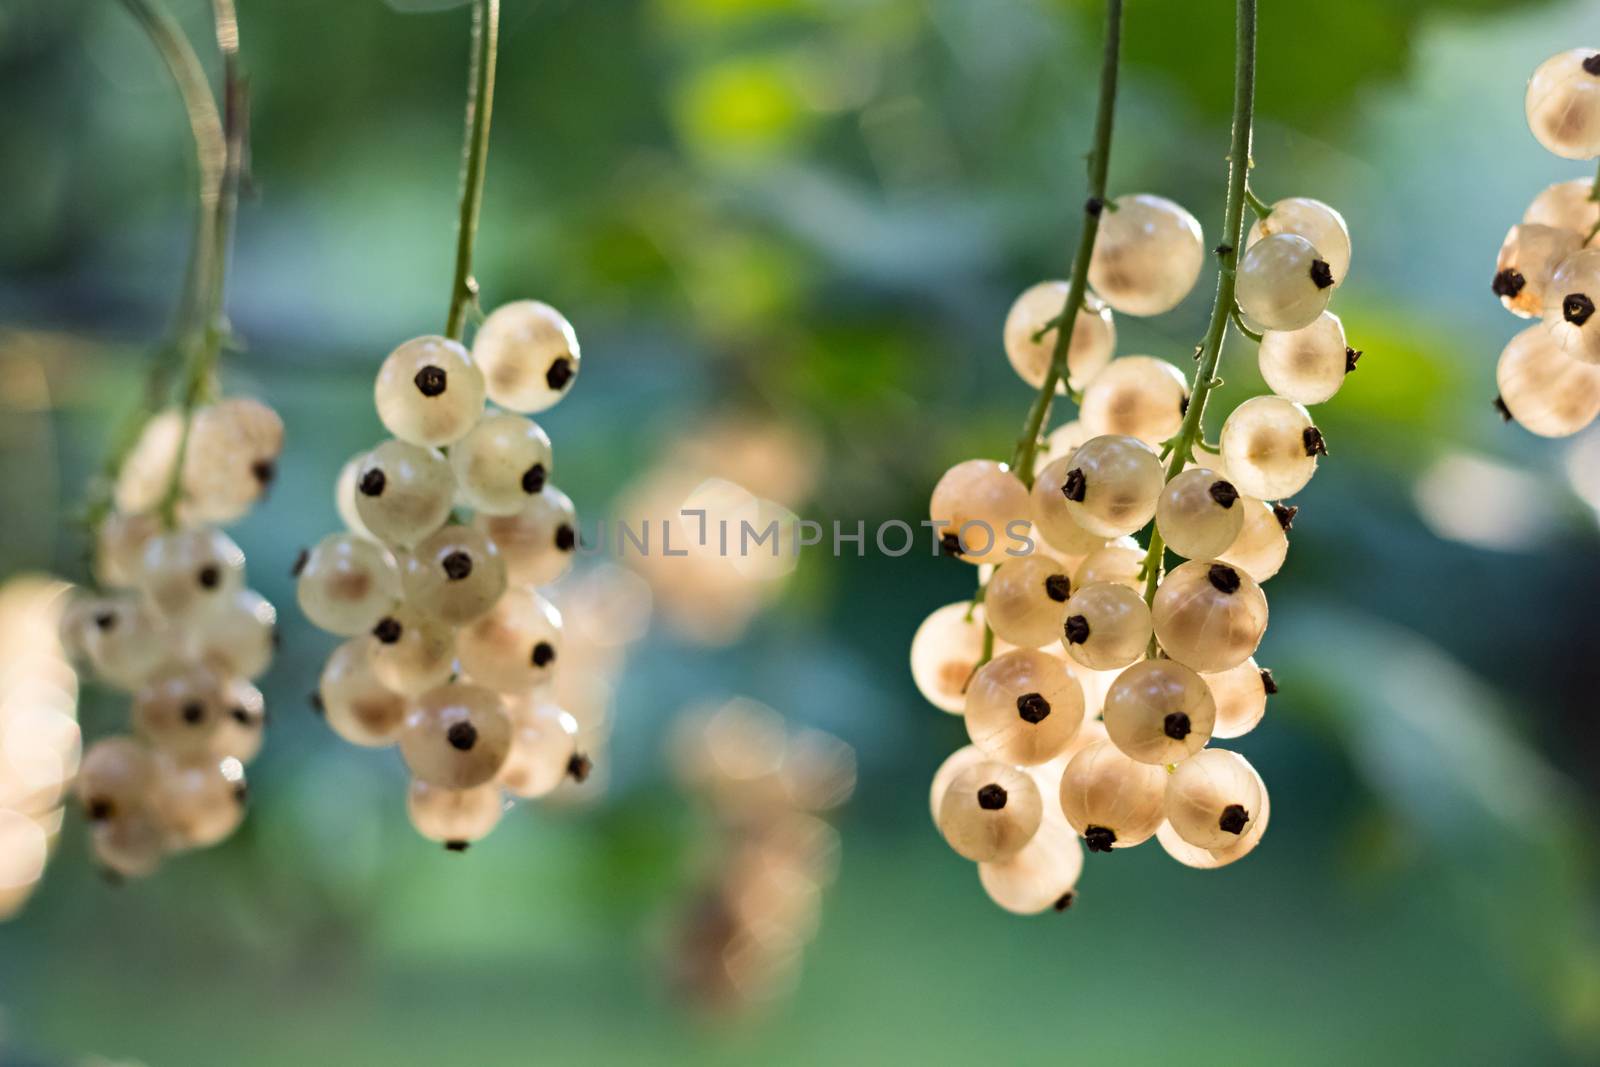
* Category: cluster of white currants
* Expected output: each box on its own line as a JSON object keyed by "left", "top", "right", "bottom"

{"left": 919, "top": 187, "right": 1356, "bottom": 912}
{"left": 669, "top": 698, "right": 854, "bottom": 1013}
{"left": 60, "top": 396, "right": 286, "bottom": 879}
{"left": 1491, "top": 49, "right": 1600, "bottom": 437}
{"left": 296, "top": 300, "right": 590, "bottom": 850}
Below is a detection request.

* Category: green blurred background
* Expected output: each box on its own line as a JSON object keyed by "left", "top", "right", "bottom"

{"left": 4, "top": 0, "right": 1600, "bottom": 1063}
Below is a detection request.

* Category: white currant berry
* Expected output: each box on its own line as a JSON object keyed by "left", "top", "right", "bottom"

{"left": 189, "top": 588, "right": 276, "bottom": 680}
{"left": 473, "top": 485, "right": 578, "bottom": 587}
{"left": 335, "top": 453, "right": 379, "bottom": 541}
{"left": 294, "top": 532, "right": 401, "bottom": 637}
{"left": 76, "top": 736, "right": 155, "bottom": 823}
{"left": 1078, "top": 356, "right": 1188, "bottom": 446}
{"left": 1072, "top": 537, "right": 1144, "bottom": 593}
{"left": 402, "top": 525, "right": 508, "bottom": 626}
{"left": 455, "top": 585, "right": 562, "bottom": 692}
{"left": 1039, "top": 420, "right": 1094, "bottom": 472}
{"left": 367, "top": 604, "right": 457, "bottom": 697}
{"left": 1494, "top": 223, "right": 1582, "bottom": 319}
{"left": 471, "top": 300, "right": 581, "bottom": 413}
{"left": 977, "top": 818, "right": 1084, "bottom": 915}
{"left": 1496, "top": 323, "right": 1600, "bottom": 436}
{"left": 406, "top": 779, "right": 505, "bottom": 849}
{"left": 984, "top": 556, "right": 1074, "bottom": 649}
{"left": 1163, "top": 748, "right": 1261, "bottom": 850}
{"left": 928, "top": 459, "right": 1029, "bottom": 565}
{"left": 1247, "top": 197, "right": 1351, "bottom": 285}
{"left": 207, "top": 678, "right": 266, "bottom": 765}
{"left": 131, "top": 663, "right": 229, "bottom": 758}
{"left": 91, "top": 811, "right": 167, "bottom": 879}
{"left": 497, "top": 698, "right": 580, "bottom": 799}
{"left": 1525, "top": 49, "right": 1600, "bottom": 160}
{"left": 1087, "top": 194, "right": 1205, "bottom": 316}
{"left": 1258, "top": 311, "right": 1354, "bottom": 405}
{"left": 1057, "top": 738, "right": 1167, "bottom": 851}
{"left": 77, "top": 595, "right": 168, "bottom": 690}
{"left": 1219, "top": 395, "right": 1323, "bottom": 500}
{"left": 317, "top": 638, "right": 407, "bottom": 747}
{"left": 964, "top": 649, "right": 1084, "bottom": 766}
{"left": 400, "top": 682, "right": 514, "bottom": 789}
{"left": 375, "top": 335, "right": 485, "bottom": 447}
{"left": 1235, "top": 233, "right": 1334, "bottom": 332}
{"left": 1055, "top": 434, "right": 1164, "bottom": 538}
{"left": 1151, "top": 559, "right": 1268, "bottom": 673}
{"left": 150, "top": 752, "right": 245, "bottom": 850}
{"left": 1156, "top": 768, "right": 1269, "bottom": 869}
{"left": 936, "top": 760, "right": 1042, "bottom": 862}
{"left": 94, "top": 511, "right": 162, "bottom": 589}
{"left": 1523, "top": 177, "right": 1600, "bottom": 234}
{"left": 180, "top": 397, "right": 285, "bottom": 522}
{"left": 928, "top": 744, "right": 988, "bottom": 824}
{"left": 449, "top": 412, "right": 555, "bottom": 516}
{"left": 1030, "top": 457, "right": 1112, "bottom": 558}
{"left": 1204, "top": 657, "right": 1273, "bottom": 739}
{"left": 1155, "top": 468, "right": 1244, "bottom": 560}
{"left": 113, "top": 409, "right": 183, "bottom": 516}
{"left": 1060, "top": 581, "right": 1151, "bottom": 671}
{"left": 1217, "top": 497, "right": 1290, "bottom": 583}
{"left": 1002, "top": 281, "right": 1115, "bottom": 393}
{"left": 1543, "top": 248, "right": 1600, "bottom": 364}
{"left": 910, "top": 602, "right": 990, "bottom": 714}
{"left": 1101, "top": 657, "right": 1215, "bottom": 764}
{"left": 139, "top": 527, "right": 246, "bottom": 621}
{"left": 352, "top": 439, "right": 456, "bottom": 548}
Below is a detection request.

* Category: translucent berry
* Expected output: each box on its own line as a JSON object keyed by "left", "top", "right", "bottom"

{"left": 1496, "top": 323, "right": 1600, "bottom": 436}
{"left": 928, "top": 744, "right": 988, "bottom": 824}
{"left": 374, "top": 336, "right": 485, "bottom": 447}
{"left": 150, "top": 753, "right": 245, "bottom": 850}
{"left": 471, "top": 300, "right": 581, "bottom": 413}
{"left": 407, "top": 779, "right": 505, "bottom": 848}
{"left": 1258, "top": 311, "right": 1352, "bottom": 405}
{"left": 1060, "top": 581, "right": 1151, "bottom": 671}
{"left": 984, "top": 556, "right": 1075, "bottom": 649}
{"left": 1523, "top": 177, "right": 1600, "bottom": 235}
{"left": 131, "top": 663, "right": 228, "bottom": 758}
{"left": 1203, "top": 657, "right": 1270, "bottom": 740}
{"left": 1057, "top": 739, "right": 1167, "bottom": 850}
{"left": 207, "top": 678, "right": 266, "bottom": 765}
{"left": 1247, "top": 197, "right": 1351, "bottom": 286}
{"left": 977, "top": 819, "right": 1084, "bottom": 915}
{"left": 1155, "top": 468, "right": 1244, "bottom": 560}
{"left": 295, "top": 532, "right": 401, "bottom": 637}
{"left": 1151, "top": 559, "right": 1268, "bottom": 672}
{"left": 1217, "top": 497, "right": 1289, "bottom": 583}
{"left": 94, "top": 511, "right": 162, "bottom": 589}
{"left": 1087, "top": 194, "right": 1205, "bottom": 316}
{"left": 1495, "top": 223, "right": 1582, "bottom": 319}
{"left": 113, "top": 410, "right": 182, "bottom": 516}
{"left": 1219, "top": 395, "right": 1321, "bottom": 500}
{"left": 367, "top": 605, "right": 456, "bottom": 697}
{"left": 318, "top": 639, "right": 407, "bottom": 747}
{"left": 1156, "top": 769, "right": 1269, "bottom": 869}
{"left": 139, "top": 527, "right": 245, "bottom": 621}
{"left": 1002, "top": 281, "right": 1115, "bottom": 393}
{"left": 180, "top": 397, "right": 285, "bottom": 522}
{"left": 1031, "top": 457, "right": 1113, "bottom": 558}
{"left": 400, "top": 682, "right": 514, "bottom": 789}
{"left": 449, "top": 413, "right": 555, "bottom": 516}
{"left": 1525, "top": 49, "right": 1600, "bottom": 160}
{"left": 1543, "top": 248, "right": 1600, "bottom": 364}
{"left": 1164, "top": 748, "right": 1261, "bottom": 850}
{"left": 964, "top": 649, "right": 1084, "bottom": 766}
{"left": 1039, "top": 420, "right": 1094, "bottom": 473}
{"left": 76, "top": 736, "right": 155, "bottom": 823}
{"left": 1235, "top": 233, "right": 1333, "bottom": 332}
{"left": 91, "top": 811, "right": 166, "bottom": 879}
{"left": 456, "top": 586, "right": 562, "bottom": 692}
{"left": 189, "top": 588, "right": 276, "bottom": 680}
{"left": 402, "top": 525, "right": 508, "bottom": 625}
{"left": 1072, "top": 537, "right": 1144, "bottom": 593}
{"left": 910, "top": 602, "right": 990, "bottom": 714}
{"left": 352, "top": 439, "right": 455, "bottom": 548}
{"left": 497, "top": 698, "right": 580, "bottom": 799}
{"left": 1101, "top": 658, "right": 1216, "bottom": 764}
{"left": 936, "top": 760, "right": 1042, "bottom": 862}
{"left": 928, "top": 459, "right": 1029, "bottom": 566}
{"left": 473, "top": 485, "right": 578, "bottom": 587}
{"left": 1078, "top": 356, "right": 1188, "bottom": 446}
{"left": 77, "top": 595, "right": 168, "bottom": 691}
{"left": 335, "top": 453, "right": 379, "bottom": 541}
{"left": 1055, "top": 434, "right": 1163, "bottom": 538}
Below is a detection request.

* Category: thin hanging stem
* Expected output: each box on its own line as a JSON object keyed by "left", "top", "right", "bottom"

{"left": 444, "top": 0, "right": 500, "bottom": 342}
{"left": 1585, "top": 158, "right": 1600, "bottom": 245}
{"left": 1140, "top": 0, "right": 1257, "bottom": 615}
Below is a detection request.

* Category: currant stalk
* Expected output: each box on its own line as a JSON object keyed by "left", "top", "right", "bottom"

{"left": 444, "top": 0, "right": 500, "bottom": 342}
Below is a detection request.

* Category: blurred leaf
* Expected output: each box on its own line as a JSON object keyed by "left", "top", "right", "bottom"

{"left": 384, "top": 0, "right": 474, "bottom": 12}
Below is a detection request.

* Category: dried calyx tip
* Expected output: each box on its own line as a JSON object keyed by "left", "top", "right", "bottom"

{"left": 373, "top": 617, "right": 403, "bottom": 644}
{"left": 308, "top": 691, "right": 325, "bottom": 715}
{"left": 1272, "top": 503, "right": 1298, "bottom": 530}
{"left": 1584, "top": 53, "right": 1600, "bottom": 75}
{"left": 1083, "top": 826, "right": 1116, "bottom": 853}
{"left": 1565, "top": 293, "right": 1596, "bottom": 327}
{"left": 359, "top": 469, "right": 386, "bottom": 496}
{"left": 1015, "top": 692, "right": 1051, "bottom": 724}
{"left": 1208, "top": 479, "right": 1239, "bottom": 509}
{"left": 554, "top": 524, "right": 577, "bottom": 551}
{"left": 251, "top": 459, "right": 276, "bottom": 486}
{"left": 567, "top": 753, "right": 593, "bottom": 782}
{"left": 181, "top": 702, "right": 205, "bottom": 725}
{"left": 1061, "top": 468, "right": 1087, "bottom": 503}
{"left": 1309, "top": 259, "right": 1335, "bottom": 290}
{"left": 546, "top": 357, "right": 575, "bottom": 391}
{"left": 531, "top": 641, "right": 556, "bottom": 667}
{"left": 1044, "top": 574, "right": 1072, "bottom": 602}
{"left": 1259, "top": 668, "right": 1279, "bottom": 695}
{"left": 290, "top": 548, "right": 308, "bottom": 577}
{"left": 939, "top": 532, "right": 963, "bottom": 558}
{"left": 1207, "top": 564, "right": 1241, "bottom": 594}
{"left": 1218, "top": 804, "right": 1250, "bottom": 835}
{"left": 1163, "top": 711, "right": 1191, "bottom": 740}
{"left": 1052, "top": 891, "right": 1076, "bottom": 912}
{"left": 441, "top": 550, "right": 474, "bottom": 580}
{"left": 521, "top": 463, "right": 547, "bottom": 494}
{"left": 1063, "top": 614, "right": 1090, "bottom": 645}
{"left": 444, "top": 840, "right": 470, "bottom": 852}
{"left": 1491, "top": 268, "right": 1525, "bottom": 299}
{"left": 1344, "top": 347, "right": 1362, "bottom": 374}
{"left": 1085, "top": 196, "right": 1105, "bottom": 216}
{"left": 1492, "top": 395, "right": 1514, "bottom": 423}
{"left": 446, "top": 721, "right": 479, "bottom": 751}
{"left": 197, "top": 565, "right": 220, "bottom": 589}
{"left": 1302, "top": 427, "right": 1328, "bottom": 458}
{"left": 976, "top": 783, "right": 1008, "bottom": 810}
{"left": 414, "top": 365, "right": 448, "bottom": 397}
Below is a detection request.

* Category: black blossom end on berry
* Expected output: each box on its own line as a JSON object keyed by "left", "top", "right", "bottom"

{"left": 1163, "top": 711, "right": 1191, "bottom": 740}
{"left": 939, "top": 532, "right": 964, "bottom": 558}
{"left": 1584, "top": 53, "right": 1600, "bottom": 76}
{"left": 1062, "top": 468, "right": 1087, "bottom": 503}
{"left": 554, "top": 524, "right": 577, "bottom": 552}
{"left": 1052, "top": 891, "right": 1076, "bottom": 912}
{"left": 309, "top": 691, "right": 325, "bottom": 716}
{"left": 1260, "top": 668, "right": 1279, "bottom": 695}
{"left": 521, "top": 463, "right": 547, "bottom": 494}
{"left": 976, "top": 783, "right": 1008, "bottom": 811}
{"left": 233, "top": 782, "right": 250, "bottom": 807}
{"left": 1493, "top": 395, "right": 1514, "bottom": 422}
{"left": 446, "top": 721, "right": 478, "bottom": 751}
{"left": 1272, "top": 503, "right": 1298, "bottom": 530}
{"left": 546, "top": 357, "right": 575, "bottom": 391}
{"left": 1208, "top": 479, "right": 1239, "bottom": 509}
{"left": 1344, "top": 347, "right": 1363, "bottom": 374}
{"left": 1085, "top": 196, "right": 1105, "bottom": 217}
{"left": 413, "top": 365, "right": 448, "bottom": 397}
{"left": 181, "top": 701, "right": 205, "bottom": 726}
{"left": 567, "top": 753, "right": 593, "bottom": 783}
{"left": 94, "top": 611, "right": 117, "bottom": 631}
{"left": 1016, "top": 692, "right": 1051, "bottom": 724}
{"left": 197, "top": 564, "right": 221, "bottom": 590}
{"left": 86, "top": 798, "right": 113, "bottom": 822}
{"left": 1044, "top": 574, "right": 1072, "bottom": 602}
{"left": 1207, "top": 564, "right": 1241, "bottom": 594}
{"left": 441, "top": 550, "right": 473, "bottom": 581}
{"left": 231, "top": 705, "right": 252, "bottom": 726}
{"left": 1564, "top": 292, "right": 1596, "bottom": 327}
{"left": 251, "top": 459, "right": 276, "bottom": 487}
{"left": 444, "top": 840, "right": 470, "bottom": 853}
{"left": 1064, "top": 614, "right": 1090, "bottom": 645}
{"left": 1491, "top": 268, "right": 1526, "bottom": 299}
{"left": 1309, "top": 258, "right": 1335, "bottom": 290}
{"left": 1302, "top": 426, "right": 1328, "bottom": 457}
{"left": 1083, "top": 826, "right": 1116, "bottom": 853}
{"left": 1218, "top": 804, "right": 1250, "bottom": 835}
{"left": 291, "top": 548, "right": 309, "bottom": 577}
{"left": 372, "top": 616, "right": 403, "bottom": 644}
{"left": 1180, "top": 393, "right": 1191, "bottom": 416}
{"left": 359, "top": 469, "right": 386, "bottom": 497}
{"left": 531, "top": 641, "right": 556, "bottom": 667}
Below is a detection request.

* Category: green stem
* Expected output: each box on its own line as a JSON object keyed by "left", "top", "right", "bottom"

{"left": 444, "top": 0, "right": 500, "bottom": 342}
{"left": 1244, "top": 186, "right": 1272, "bottom": 221}
{"left": 1140, "top": 0, "right": 1257, "bottom": 616}
{"left": 1585, "top": 159, "right": 1600, "bottom": 244}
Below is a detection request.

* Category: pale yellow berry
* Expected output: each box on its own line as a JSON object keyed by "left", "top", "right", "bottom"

{"left": 964, "top": 649, "right": 1084, "bottom": 766}
{"left": 928, "top": 744, "right": 988, "bottom": 824}
{"left": 1217, "top": 497, "right": 1289, "bottom": 583}
{"left": 1543, "top": 248, "right": 1600, "bottom": 364}
{"left": 131, "top": 663, "right": 229, "bottom": 758}
{"left": 207, "top": 679, "right": 266, "bottom": 765}
{"left": 76, "top": 737, "right": 155, "bottom": 823}
{"left": 929, "top": 459, "right": 1029, "bottom": 565}
{"left": 1101, "top": 658, "right": 1215, "bottom": 764}
{"left": 1057, "top": 738, "right": 1167, "bottom": 850}
{"left": 1079, "top": 356, "right": 1188, "bottom": 446}
{"left": 1031, "top": 457, "right": 1112, "bottom": 557}
{"left": 139, "top": 527, "right": 246, "bottom": 622}
{"left": 180, "top": 397, "right": 285, "bottom": 523}
{"left": 1525, "top": 49, "right": 1600, "bottom": 160}
{"left": 1151, "top": 559, "right": 1268, "bottom": 672}
{"left": 1087, "top": 194, "right": 1204, "bottom": 316}
{"left": 471, "top": 300, "right": 580, "bottom": 413}
{"left": 402, "top": 525, "right": 508, "bottom": 626}
{"left": 1204, "top": 657, "right": 1272, "bottom": 739}
{"left": 1495, "top": 223, "right": 1582, "bottom": 319}
{"left": 455, "top": 585, "right": 562, "bottom": 692}
{"left": 1496, "top": 324, "right": 1600, "bottom": 437}
{"left": 1060, "top": 581, "right": 1150, "bottom": 671}
{"left": 984, "top": 557, "right": 1074, "bottom": 649}
{"left": 1523, "top": 177, "right": 1600, "bottom": 234}
{"left": 375, "top": 335, "right": 485, "bottom": 447}
{"left": 1164, "top": 748, "right": 1261, "bottom": 849}
{"left": 497, "top": 698, "right": 579, "bottom": 798}
{"left": 977, "top": 818, "right": 1084, "bottom": 915}
{"left": 77, "top": 596, "right": 168, "bottom": 691}
{"left": 1072, "top": 537, "right": 1143, "bottom": 592}
{"left": 1257, "top": 311, "right": 1352, "bottom": 405}
{"left": 1219, "top": 396, "right": 1322, "bottom": 501}
{"left": 295, "top": 533, "right": 401, "bottom": 637}
{"left": 1248, "top": 197, "right": 1351, "bottom": 286}
{"left": 1002, "top": 281, "right": 1115, "bottom": 393}
{"left": 150, "top": 752, "right": 245, "bottom": 850}
{"left": 473, "top": 485, "right": 578, "bottom": 587}
{"left": 318, "top": 639, "right": 406, "bottom": 747}
{"left": 91, "top": 811, "right": 167, "bottom": 879}
{"left": 367, "top": 605, "right": 457, "bottom": 697}
{"left": 1235, "top": 233, "right": 1333, "bottom": 332}
{"left": 335, "top": 453, "right": 379, "bottom": 541}
{"left": 1057, "top": 434, "right": 1164, "bottom": 538}
{"left": 1156, "top": 767, "right": 1269, "bottom": 869}
{"left": 449, "top": 413, "right": 554, "bottom": 516}
{"left": 400, "top": 682, "right": 514, "bottom": 789}
{"left": 910, "top": 603, "right": 990, "bottom": 715}
{"left": 352, "top": 440, "right": 455, "bottom": 548}
{"left": 407, "top": 779, "right": 505, "bottom": 847}
{"left": 113, "top": 410, "right": 182, "bottom": 516}
{"left": 189, "top": 588, "right": 276, "bottom": 680}
{"left": 936, "top": 760, "right": 1042, "bottom": 862}
{"left": 1155, "top": 468, "right": 1244, "bottom": 560}
{"left": 1039, "top": 420, "right": 1094, "bottom": 472}
{"left": 95, "top": 511, "right": 162, "bottom": 589}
